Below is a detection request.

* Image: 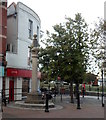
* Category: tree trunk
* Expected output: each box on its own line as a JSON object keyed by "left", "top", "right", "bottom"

{"left": 70, "top": 81, "right": 74, "bottom": 103}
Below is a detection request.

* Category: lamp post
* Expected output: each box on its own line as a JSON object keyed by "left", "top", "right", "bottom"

{"left": 45, "top": 57, "right": 50, "bottom": 91}
{"left": 101, "top": 69, "right": 104, "bottom": 107}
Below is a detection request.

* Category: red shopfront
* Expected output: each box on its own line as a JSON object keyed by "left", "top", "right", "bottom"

{"left": 7, "top": 68, "right": 32, "bottom": 101}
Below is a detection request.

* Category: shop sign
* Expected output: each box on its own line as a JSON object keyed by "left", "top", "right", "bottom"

{"left": 7, "top": 68, "right": 41, "bottom": 78}
{"left": 7, "top": 68, "right": 31, "bottom": 78}
{"left": 0, "top": 66, "right": 4, "bottom": 77}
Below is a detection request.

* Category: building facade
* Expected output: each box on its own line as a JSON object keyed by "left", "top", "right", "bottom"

{"left": 5, "top": 2, "right": 41, "bottom": 100}
{"left": 0, "top": 0, "right": 7, "bottom": 95}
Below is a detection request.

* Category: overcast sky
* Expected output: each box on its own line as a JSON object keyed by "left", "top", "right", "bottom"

{"left": 8, "top": 0, "right": 105, "bottom": 34}
{"left": 8, "top": 0, "right": 105, "bottom": 75}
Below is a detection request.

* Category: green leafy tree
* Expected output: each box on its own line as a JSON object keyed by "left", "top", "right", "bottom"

{"left": 90, "top": 18, "right": 106, "bottom": 70}
{"left": 85, "top": 72, "right": 97, "bottom": 84}
{"left": 39, "top": 13, "right": 92, "bottom": 104}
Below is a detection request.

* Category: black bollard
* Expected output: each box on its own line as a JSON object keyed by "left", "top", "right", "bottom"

{"left": 2, "top": 89, "right": 6, "bottom": 106}
{"left": 76, "top": 83, "right": 81, "bottom": 109}
{"left": 97, "top": 87, "right": 99, "bottom": 100}
{"left": 60, "top": 91, "right": 62, "bottom": 102}
{"left": 82, "top": 87, "right": 85, "bottom": 98}
{"left": 45, "top": 93, "right": 49, "bottom": 112}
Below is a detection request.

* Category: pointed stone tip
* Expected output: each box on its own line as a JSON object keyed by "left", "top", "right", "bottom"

{"left": 33, "top": 34, "right": 37, "bottom": 39}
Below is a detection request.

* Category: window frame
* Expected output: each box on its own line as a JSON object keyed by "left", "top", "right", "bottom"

{"left": 28, "top": 20, "right": 33, "bottom": 39}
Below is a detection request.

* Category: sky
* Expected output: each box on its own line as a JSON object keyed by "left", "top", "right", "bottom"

{"left": 8, "top": 0, "right": 105, "bottom": 34}
{"left": 7, "top": 0, "right": 105, "bottom": 75}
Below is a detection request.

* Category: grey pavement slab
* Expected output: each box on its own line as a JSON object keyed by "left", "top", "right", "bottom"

{"left": 2, "top": 95, "right": 105, "bottom": 119}
{"left": 0, "top": 112, "right": 2, "bottom": 120}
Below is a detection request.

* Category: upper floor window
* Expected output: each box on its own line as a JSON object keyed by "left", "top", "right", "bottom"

{"left": 37, "top": 26, "right": 39, "bottom": 42}
{"left": 6, "top": 44, "right": 16, "bottom": 53}
{"left": 7, "top": 44, "right": 10, "bottom": 52}
{"left": 0, "top": 2, "right": 6, "bottom": 6}
{"left": 28, "top": 20, "right": 33, "bottom": 39}
{"left": 27, "top": 47, "right": 32, "bottom": 66}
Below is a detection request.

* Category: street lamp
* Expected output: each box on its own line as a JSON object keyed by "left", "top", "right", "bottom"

{"left": 45, "top": 57, "right": 50, "bottom": 91}
{"left": 101, "top": 69, "right": 104, "bottom": 107}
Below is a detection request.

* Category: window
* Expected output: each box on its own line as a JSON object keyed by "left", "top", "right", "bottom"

{"left": 12, "top": 45, "right": 16, "bottom": 53}
{"left": 28, "top": 20, "right": 33, "bottom": 39}
{"left": 6, "top": 44, "right": 16, "bottom": 53}
{"left": 37, "top": 26, "right": 39, "bottom": 41}
{"left": 6, "top": 44, "right": 10, "bottom": 52}
{"left": 27, "top": 47, "right": 31, "bottom": 66}
{"left": 0, "top": 2, "right": 6, "bottom": 6}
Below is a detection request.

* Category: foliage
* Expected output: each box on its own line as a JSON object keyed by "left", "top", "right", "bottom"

{"left": 39, "top": 13, "right": 93, "bottom": 84}
{"left": 84, "top": 72, "right": 97, "bottom": 83}
{"left": 90, "top": 18, "right": 106, "bottom": 69}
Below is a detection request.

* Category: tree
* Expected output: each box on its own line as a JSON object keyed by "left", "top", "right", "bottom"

{"left": 85, "top": 72, "right": 97, "bottom": 84}
{"left": 39, "top": 13, "right": 92, "bottom": 106}
{"left": 90, "top": 18, "right": 106, "bottom": 70}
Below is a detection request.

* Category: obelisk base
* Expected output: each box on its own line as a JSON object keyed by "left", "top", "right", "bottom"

{"left": 25, "top": 92, "right": 44, "bottom": 104}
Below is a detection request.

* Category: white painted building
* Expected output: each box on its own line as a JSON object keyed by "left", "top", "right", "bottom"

{"left": 5, "top": 2, "right": 41, "bottom": 101}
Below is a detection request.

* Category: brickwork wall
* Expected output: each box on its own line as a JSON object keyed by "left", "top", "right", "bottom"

{"left": 0, "top": 2, "right": 7, "bottom": 55}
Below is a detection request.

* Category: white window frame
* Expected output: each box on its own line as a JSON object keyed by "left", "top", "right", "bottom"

{"left": 28, "top": 20, "right": 33, "bottom": 39}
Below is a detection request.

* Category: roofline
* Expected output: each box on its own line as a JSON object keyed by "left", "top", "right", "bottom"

{"left": 8, "top": 2, "right": 16, "bottom": 8}
{"left": 17, "top": 2, "right": 41, "bottom": 23}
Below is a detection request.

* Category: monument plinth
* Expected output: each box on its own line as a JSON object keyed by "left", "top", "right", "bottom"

{"left": 25, "top": 34, "right": 44, "bottom": 104}
{"left": 25, "top": 92, "right": 44, "bottom": 104}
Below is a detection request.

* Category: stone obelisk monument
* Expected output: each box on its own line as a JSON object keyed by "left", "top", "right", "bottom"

{"left": 25, "top": 34, "right": 44, "bottom": 104}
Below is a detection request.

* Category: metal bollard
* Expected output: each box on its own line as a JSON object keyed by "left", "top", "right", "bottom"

{"left": 2, "top": 89, "right": 6, "bottom": 107}
{"left": 45, "top": 93, "right": 49, "bottom": 112}
{"left": 60, "top": 89, "right": 62, "bottom": 102}
{"left": 97, "top": 87, "right": 99, "bottom": 100}
{"left": 82, "top": 87, "right": 85, "bottom": 98}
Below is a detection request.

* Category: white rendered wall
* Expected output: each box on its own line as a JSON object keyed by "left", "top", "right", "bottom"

{"left": 5, "top": 77, "right": 9, "bottom": 98}
{"left": 0, "top": 78, "right": 2, "bottom": 97}
{"left": 7, "top": 2, "right": 41, "bottom": 69}
{"left": 14, "top": 78, "right": 22, "bottom": 100}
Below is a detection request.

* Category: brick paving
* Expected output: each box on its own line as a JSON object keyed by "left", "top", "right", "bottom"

{"left": 0, "top": 99, "right": 2, "bottom": 120}
{"left": 0, "top": 113, "right": 2, "bottom": 120}
{"left": 1, "top": 95, "right": 105, "bottom": 119}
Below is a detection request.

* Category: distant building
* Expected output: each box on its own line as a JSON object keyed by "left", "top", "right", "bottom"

{"left": 98, "top": 78, "right": 106, "bottom": 86}
{"left": 5, "top": 2, "right": 41, "bottom": 101}
{"left": 0, "top": 0, "right": 7, "bottom": 94}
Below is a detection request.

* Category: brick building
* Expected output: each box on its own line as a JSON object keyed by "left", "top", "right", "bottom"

{"left": 0, "top": 0, "right": 7, "bottom": 93}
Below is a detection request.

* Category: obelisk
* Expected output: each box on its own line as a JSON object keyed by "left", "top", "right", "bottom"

{"left": 25, "top": 34, "right": 44, "bottom": 104}
{"left": 31, "top": 34, "right": 38, "bottom": 93}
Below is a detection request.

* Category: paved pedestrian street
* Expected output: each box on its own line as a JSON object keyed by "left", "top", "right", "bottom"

{"left": 1, "top": 95, "right": 105, "bottom": 119}
{"left": 0, "top": 112, "right": 2, "bottom": 120}
{"left": 0, "top": 98, "right": 2, "bottom": 120}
